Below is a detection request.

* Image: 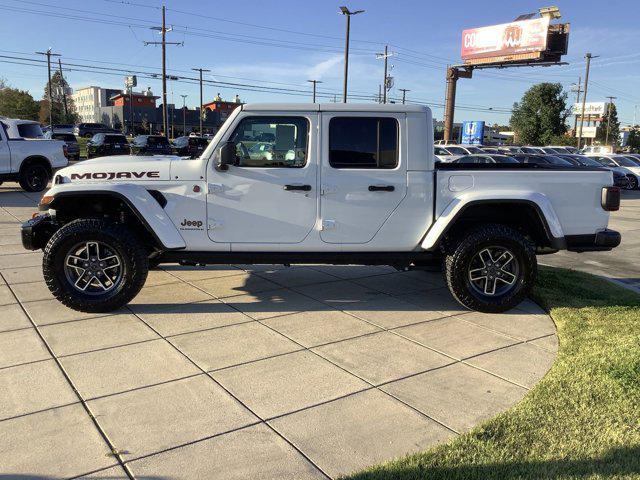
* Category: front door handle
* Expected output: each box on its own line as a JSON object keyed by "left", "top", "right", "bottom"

{"left": 284, "top": 184, "right": 312, "bottom": 191}
{"left": 368, "top": 185, "right": 395, "bottom": 192}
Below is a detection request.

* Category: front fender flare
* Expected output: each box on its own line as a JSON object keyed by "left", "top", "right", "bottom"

{"left": 421, "top": 192, "right": 564, "bottom": 250}
{"left": 45, "top": 183, "right": 186, "bottom": 250}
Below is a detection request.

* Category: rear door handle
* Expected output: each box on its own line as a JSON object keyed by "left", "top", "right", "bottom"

{"left": 284, "top": 184, "right": 312, "bottom": 191}
{"left": 368, "top": 185, "right": 395, "bottom": 192}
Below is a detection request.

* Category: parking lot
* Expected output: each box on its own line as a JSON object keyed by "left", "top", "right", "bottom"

{"left": 0, "top": 184, "right": 562, "bottom": 479}
{"left": 544, "top": 190, "right": 640, "bottom": 292}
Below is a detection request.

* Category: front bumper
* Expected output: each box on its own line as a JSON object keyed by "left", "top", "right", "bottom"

{"left": 21, "top": 214, "right": 58, "bottom": 251}
{"left": 565, "top": 229, "right": 621, "bottom": 252}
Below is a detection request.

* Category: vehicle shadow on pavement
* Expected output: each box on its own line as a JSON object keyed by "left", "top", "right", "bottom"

{"left": 133, "top": 266, "right": 483, "bottom": 317}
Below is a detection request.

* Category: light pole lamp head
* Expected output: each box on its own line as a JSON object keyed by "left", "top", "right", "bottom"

{"left": 339, "top": 6, "right": 364, "bottom": 15}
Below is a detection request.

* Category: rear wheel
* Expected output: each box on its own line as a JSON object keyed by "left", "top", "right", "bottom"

{"left": 19, "top": 163, "right": 50, "bottom": 192}
{"left": 445, "top": 224, "right": 536, "bottom": 313}
{"left": 43, "top": 219, "right": 148, "bottom": 312}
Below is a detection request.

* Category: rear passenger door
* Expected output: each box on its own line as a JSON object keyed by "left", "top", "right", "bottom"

{"left": 319, "top": 114, "right": 407, "bottom": 244}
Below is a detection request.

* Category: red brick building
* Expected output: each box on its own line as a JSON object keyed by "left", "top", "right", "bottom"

{"left": 110, "top": 92, "right": 158, "bottom": 108}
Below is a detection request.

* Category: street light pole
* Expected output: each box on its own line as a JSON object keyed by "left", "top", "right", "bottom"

{"left": 35, "top": 48, "right": 61, "bottom": 131}
{"left": 339, "top": 6, "right": 364, "bottom": 103}
{"left": 605, "top": 96, "right": 617, "bottom": 146}
{"left": 191, "top": 68, "right": 211, "bottom": 136}
{"left": 307, "top": 80, "right": 322, "bottom": 103}
{"left": 399, "top": 88, "right": 410, "bottom": 104}
{"left": 180, "top": 94, "right": 188, "bottom": 135}
{"left": 577, "top": 53, "right": 597, "bottom": 149}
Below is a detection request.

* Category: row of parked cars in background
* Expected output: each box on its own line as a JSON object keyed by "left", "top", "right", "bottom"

{"left": 43, "top": 131, "right": 211, "bottom": 160}
{"left": 435, "top": 144, "right": 640, "bottom": 190}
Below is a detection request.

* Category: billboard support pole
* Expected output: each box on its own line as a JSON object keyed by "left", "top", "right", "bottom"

{"left": 443, "top": 67, "right": 457, "bottom": 143}
{"left": 444, "top": 66, "right": 472, "bottom": 143}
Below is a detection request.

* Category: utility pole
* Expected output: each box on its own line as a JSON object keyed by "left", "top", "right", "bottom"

{"left": 57, "top": 59, "right": 68, "bottom": 121}
{"left": 307, "top": 80, "right": 322, "bottom": 103}
{"left": 339, "top": 6, "right": 364, "bottom": 103}
{"left": 144, "top": 6, "right": 182, "bottom": 139}
{"left": 577, "top": 53, "right": 597, "bottom": 149}
{"left": 180, "top": 94, "right": 188, "bottom": 135}
{"left": 605, "top": 96, "right": 617, "bottom": 146}
{"left": 35, "top": 48, "right": 61, "bottom": 131}
{"left": 191, "top": 68, "right": 210, "bottom": 136}
{"left": 399, "top": 88, "right": 410, "bottom": 105}
{"left": 161, "top": 6, "right": 168, "bottom": 138}
{"left": 376, "top": 46, "right": 394, "bottom": 104}
{"left": 571, "top": 77, "right": 582, "bottom": 134}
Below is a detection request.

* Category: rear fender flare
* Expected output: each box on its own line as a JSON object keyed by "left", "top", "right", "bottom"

{"left": 421, "top": 192, "right": 564, "bottom": 250}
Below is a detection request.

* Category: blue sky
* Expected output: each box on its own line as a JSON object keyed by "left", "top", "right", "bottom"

{"left": 0, "top": 0, "right": 639, "bottom": 126}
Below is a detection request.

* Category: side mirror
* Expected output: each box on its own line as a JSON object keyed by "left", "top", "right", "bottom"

{"left": 217, "top": 141, "right": 236, "bottom": 171}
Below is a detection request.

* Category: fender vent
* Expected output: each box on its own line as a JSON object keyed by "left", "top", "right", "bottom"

{"left": 147, "top": 190, "right": 167, "bottom": 208}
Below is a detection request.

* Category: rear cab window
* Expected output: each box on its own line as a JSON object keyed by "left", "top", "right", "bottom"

{"left": 17, "top": 123, "right": 44, "bottom": 139}
{"left": 329, "top": 117, "right": 398, "bottom": 169}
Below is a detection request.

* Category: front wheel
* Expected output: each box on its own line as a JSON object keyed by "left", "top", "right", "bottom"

{"left": 445, "top": 224, "right": 537, "bottom": 313}
{"left": 43, "top": 219, "right": 149, "bottom": 313}
{"left": 626, "top": 176, "right": 638, "bottom": 190}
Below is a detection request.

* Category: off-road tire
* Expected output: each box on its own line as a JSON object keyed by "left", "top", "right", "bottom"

{"left": 19, "top": 163, "right": 50, "bottom": 192}
{"left": 445, "top": 223, "right": 537, "bottom": 313}
{"left": 43, "top": 219, "right": 149, "bottom": 313}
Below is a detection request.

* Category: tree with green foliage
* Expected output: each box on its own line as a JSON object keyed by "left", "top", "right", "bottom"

{"left": 38, "top": 70, "right": 79, "bottom": 125}
{"left": 510, "top": 83, "right": 569, "bottom": 145}
{"left": 596, "top": 103, "right": 620, "bottom": 146}
{"left": 0, "top": 79, "right": 40, "bottom": 120}
{"left": 626, "top": 127, "right": 640, "bottom": 152}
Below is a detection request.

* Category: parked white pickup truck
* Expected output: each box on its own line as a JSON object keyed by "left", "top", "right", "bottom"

{"left": 0, "top": 118, "right": 69, "bottom": 191}
{"left": 22, "top": 104, "right": 621, "bottom": 313}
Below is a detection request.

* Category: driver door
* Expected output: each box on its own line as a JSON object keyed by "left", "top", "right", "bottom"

{"left": 206, "top": 113, "right": 318, "bottom": 244}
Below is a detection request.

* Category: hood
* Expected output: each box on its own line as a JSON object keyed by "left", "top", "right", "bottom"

{"left": 56, "top": 155, "right": 176, "bottom": 183}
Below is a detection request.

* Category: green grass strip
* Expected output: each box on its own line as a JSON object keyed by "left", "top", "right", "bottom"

{"left": 345, "top": 266, "right": 640, "bottom": 480}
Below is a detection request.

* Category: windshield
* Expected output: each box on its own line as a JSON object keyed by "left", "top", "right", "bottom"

{"left": 464, "top": 146, "right": 483, "bottom": 153}
{"left": 576, "top": 156, "right": 603, "bottom": 167}
{"left": 593, "top": 156, "right": 617, "bottom": 167}
{"left": 17, "top": 123, "right": 44, "bottom": 138}
{"left": 544, "top": 155, "right": 572, "bottom": 166}
{"left": 623, "top": 156, "right": 640, "bottom": 166}
{"left": 446, "top": 146, "right": 467, "bottom": 155}
{"left": 490, "top": 155, "right": 519, "bottom": 163}
{"left": 614, "top": 156, "right": 638, "bottom": 167}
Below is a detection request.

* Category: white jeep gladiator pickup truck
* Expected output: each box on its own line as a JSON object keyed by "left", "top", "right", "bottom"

{"left": 0, "top": 118, "right": 69, "bottom": 191}
{"left": 21, "top": 104, "right": 621, "bottom": 313}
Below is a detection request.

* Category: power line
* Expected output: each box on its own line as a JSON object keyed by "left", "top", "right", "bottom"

{"left": 0, "top": 56, "right": 514, "bottom": 114}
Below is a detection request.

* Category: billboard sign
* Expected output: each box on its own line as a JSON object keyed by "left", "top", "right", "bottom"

{"left": 461, "top": 121, "right": 485, "bottom": 144}
{"left": 461, "top": 17, "right": 550, "bottom": 64}
{"left": 572, "top": 102, "right": 608, "bottom": 116}
{"left": 575, "top": 126, "right": 598, "bottom": 138}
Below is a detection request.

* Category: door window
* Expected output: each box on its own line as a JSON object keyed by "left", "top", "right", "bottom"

{"left": 329, "top": 117, "right": 398, "bottom": 169}
{"left": 228, "top": 116, "right": 308, "bottom": 168}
